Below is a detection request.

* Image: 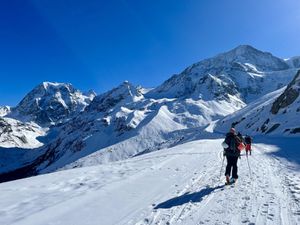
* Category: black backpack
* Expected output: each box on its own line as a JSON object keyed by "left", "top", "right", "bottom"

{"left": 245, "top": 136, "right": 251, "bottom": 144}
{"left": 224, "top": 133, "right": 240, "bottom": 156}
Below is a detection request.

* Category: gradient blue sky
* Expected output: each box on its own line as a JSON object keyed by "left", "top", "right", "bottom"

{"left": 0, "top": 0, "right": 299, "bottom": 105}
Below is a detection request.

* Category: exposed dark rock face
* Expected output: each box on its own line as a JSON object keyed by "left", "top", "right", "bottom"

{"left": 261, "top": 118, "right": 270, "bottom": 133}
{"left": 271, "top": 70, "right": 300, "bottom": 114}
{"left": 266, "top": 123, "right": 280, "bottom": 134}
{"left": 290, "top": 128, "right": 300, "bottom": 134}
{"left": 0, "top": 118, "right": 12, "bottom": 134}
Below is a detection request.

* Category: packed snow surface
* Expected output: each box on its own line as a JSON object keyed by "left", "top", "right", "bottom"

{"left": 0, "top": 138, "right": 299, "bottom": 225}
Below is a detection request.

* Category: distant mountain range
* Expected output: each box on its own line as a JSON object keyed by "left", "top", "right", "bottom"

{"left": 1, "top": 45, "right": 300, "bottom": 182}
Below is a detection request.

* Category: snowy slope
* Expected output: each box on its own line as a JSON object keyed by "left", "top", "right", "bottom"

{"left": 215, "top": 70, "right": 300, "bottom": 136}
{"left": 0, "top": 137, "right": 299, "bottom": 225}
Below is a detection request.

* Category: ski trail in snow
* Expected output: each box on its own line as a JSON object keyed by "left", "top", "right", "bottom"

{"left": 0, "top": 139, "right": 299, "bottom": 225}
{"left": 150, "top": 158, "right": 222, "bottom": 225}
{"left": 126, "top": 145, "right": 224, "bottom": 225}
{"left": 135, "top": 143, "right": 300, "bottom": 225}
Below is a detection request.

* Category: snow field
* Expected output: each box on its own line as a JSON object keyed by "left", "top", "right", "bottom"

{"left": 0, "top": 138, "right": 299, "bottom": 225}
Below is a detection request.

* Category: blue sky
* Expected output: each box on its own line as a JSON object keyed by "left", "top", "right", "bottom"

{"left": 0, "top": 0, "right": 299, "bottom": 105}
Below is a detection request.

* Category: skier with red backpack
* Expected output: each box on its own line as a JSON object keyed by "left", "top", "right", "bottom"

{"left": 245, "top": 135, "right": 252, "bottom": 155}
{"left": 222, "top": 127, "right": 244, "bottom": 185}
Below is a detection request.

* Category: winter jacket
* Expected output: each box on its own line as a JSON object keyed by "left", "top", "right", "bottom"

{"left": 223, "top": 132, "right": 242, "bottom": 157}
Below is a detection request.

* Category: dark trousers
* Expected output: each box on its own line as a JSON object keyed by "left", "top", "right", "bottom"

{"left": 225, "top": 155, "right": 239, "bottom": 179}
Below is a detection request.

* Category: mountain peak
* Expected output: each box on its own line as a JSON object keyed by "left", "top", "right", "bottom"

{"left": 112, "top": 81, "right": 141, "bottom": 95}
{"left": 84, "top": 90, "right": 97, "bottom": 98}
{"left": 14, "top": 82, "right": 94, "bottom": 125}
{"left": 221, "top": 44, "right": 274, "bottom": 60}
{"left": 42, "top": 81, "right": 63, "bottom": 88}
{"left": 118, "top": 80, "right": 136, "bottom": 90}
{"left": 232, "top": 44, "right": 258, "bottom": 52}
{"left": 149, "top": 45, "right": 293, "bottom": 101}
{"left": 217, "top": 45, "right": 290, "bottom": 72}
{"left": 86, "top": 81, "right": 143, "bottom": 113}
{"left": 226, "top": 44, "right": 266, "bottom": 57}
{"left": 38, "top": 81, "right": 75, "bottom": 93}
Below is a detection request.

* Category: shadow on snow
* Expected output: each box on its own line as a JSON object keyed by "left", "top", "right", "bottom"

{"left": 255, "top": 136, "right": 300, "bottom": 171}
{"left": 154, "top": 185, "right": 223, "bottom": 209}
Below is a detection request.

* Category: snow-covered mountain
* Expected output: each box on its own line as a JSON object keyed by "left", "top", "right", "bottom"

{"left": 216, "top": 70, "right": 300, "bottom": 136}
{"left": 0, "top": 82, "right": 95, "bottom": 149}
{"left": 22, "top": 78, "right": 247, "bottom": 174}
{"left": 11, "top": 82, "right": 95, "bottom": 126}
{"left": 86, "top": 81, "right": 144, "bottom": 112}
{"left": 1, "top": 45, "right": 300, "bottom": 181}
{"left": 149, "top": 45, "right": 298, "bottom": 103}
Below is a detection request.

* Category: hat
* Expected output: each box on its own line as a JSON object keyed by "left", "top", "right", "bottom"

{"left": 230, "top": 127, "right": 236, "bottom": 134}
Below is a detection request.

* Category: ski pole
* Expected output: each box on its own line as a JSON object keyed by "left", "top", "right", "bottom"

{"left": 219, "top": 153, "right": 225, "bottom": 180}
{"left": 246, "top": 154, "right": 252, "bottom": 178}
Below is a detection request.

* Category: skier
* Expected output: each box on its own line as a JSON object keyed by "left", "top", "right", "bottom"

{"left": 237, "top": 132, "right": 245, "bottom": 144}
{"left": 245, "top": 135, "right": 252, "bottom": 155}
{"left": 222, "top": 128, "right": 244, "bottom": 185}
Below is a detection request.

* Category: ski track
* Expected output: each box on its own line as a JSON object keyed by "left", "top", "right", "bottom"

{"left": 130, "top": 142, "right": 300, "bottom": 225}
{"left": 0, "top": 139, "right": 299, "bottom": 225}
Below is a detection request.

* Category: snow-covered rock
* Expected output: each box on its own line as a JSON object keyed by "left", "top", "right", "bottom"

{"left": 216, "top": 70, "right": 300, "bottom": 136}
{"left": 0, "top": 82, "right": 95, "bottom": 149}
{"left": 0, "top": 117, "right": 46, "bottom": 148}
{"left": 0, "top": 106, "right": 10, "bottom": 117}
{"left": 12, "top": 82, "right": 95, "bottom": 125}
{"left": 148, "top": 45, "right": 298, "bottom": 103}
{"left": 86, "top": 81, "right": 143, "bottom": 113}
